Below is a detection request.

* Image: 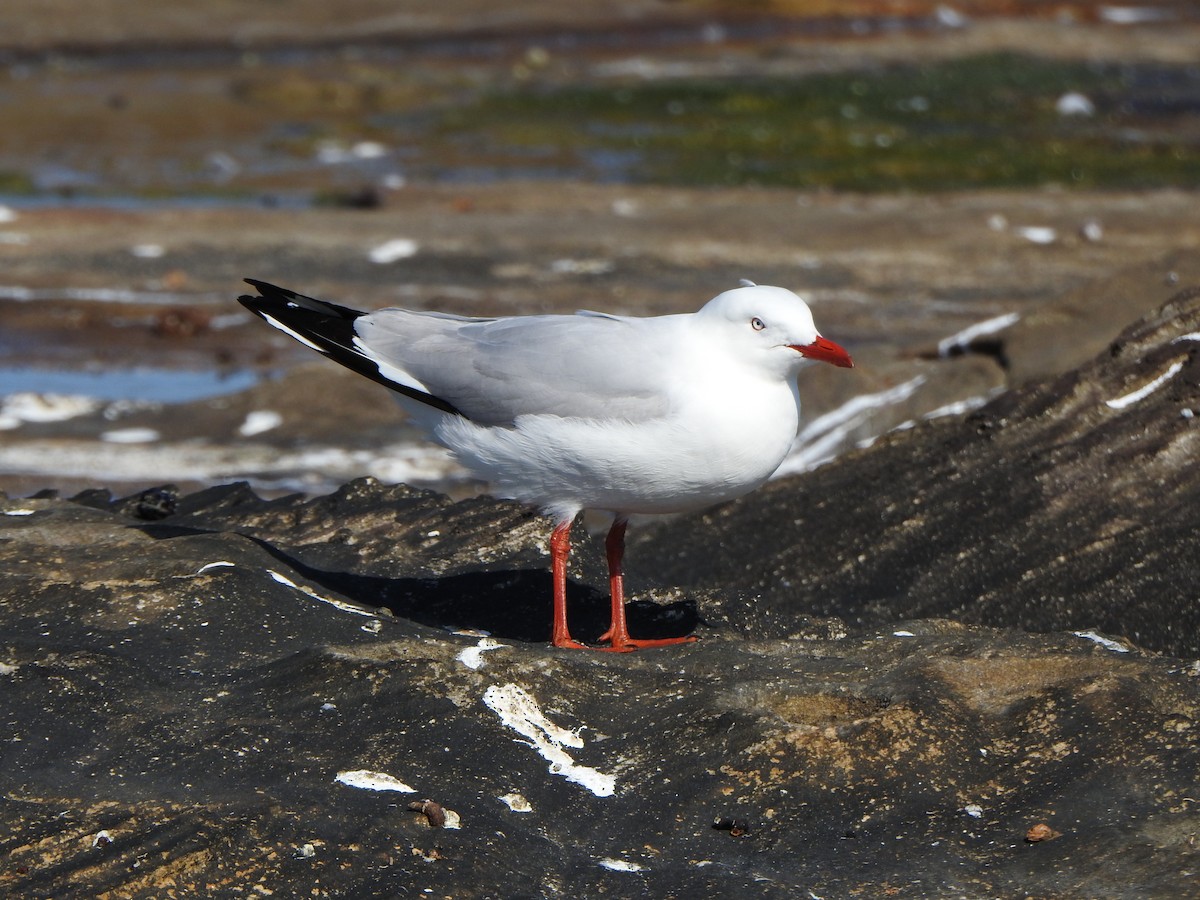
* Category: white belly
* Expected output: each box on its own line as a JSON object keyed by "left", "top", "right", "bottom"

{"left": 433, "top": 378, "right": 801, "bottom": 519}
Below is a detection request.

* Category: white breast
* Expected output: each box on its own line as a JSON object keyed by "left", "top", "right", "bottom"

{"left": 433, "top": 365, "right": 801, "bottom": 519}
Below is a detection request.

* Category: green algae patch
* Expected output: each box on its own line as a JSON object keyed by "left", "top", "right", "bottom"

{"left": 434, "top": 53, "right": 1200, "bottom": 191}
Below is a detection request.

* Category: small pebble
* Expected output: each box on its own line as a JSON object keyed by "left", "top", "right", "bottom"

{"left": 712, "top": 816, "right": 750, "bottom": 837}
{"left": 1025, "top": 822, "right": 1060, "bottom": 842}
{"left": 409, "top": 799, "right": 447, "bottom": 828}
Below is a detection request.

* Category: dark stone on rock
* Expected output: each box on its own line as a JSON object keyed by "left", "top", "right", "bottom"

{"left": 121, "top": 484, "right": 180, "bottom": 520}
{"left": 2, "top": 292, "right": 1200, "bottom": 896}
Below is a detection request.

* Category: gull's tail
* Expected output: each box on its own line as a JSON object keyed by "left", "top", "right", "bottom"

{"left": 237, "top": 279, "right": 462, "bottom": 415}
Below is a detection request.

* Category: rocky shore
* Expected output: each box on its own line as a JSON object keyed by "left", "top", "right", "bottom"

{"left": 3, "top": 288, "right": 1198, "bottom": 897}
{"left": 4, "top": 2, "right": 1200, "bottom": 895}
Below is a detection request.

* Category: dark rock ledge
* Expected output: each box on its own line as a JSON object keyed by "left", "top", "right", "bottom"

{"left": 2, "top": 290, "right": 1199, "bottom": 898}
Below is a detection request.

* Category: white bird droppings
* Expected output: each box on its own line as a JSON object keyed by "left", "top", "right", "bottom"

{"left": 457, "top": 637, "right": 506, "bottom": 670}
{"left": 483, "top": 683, "right": 616, "bottom": 797}
{"left": 336, "top": 770, "right": 416, "bottom": 793}
{"left": 598, "top": 858, "right": 646, "bottom": 873}
{"left": 499, "top": 792, "right": 532, "bottom": 813}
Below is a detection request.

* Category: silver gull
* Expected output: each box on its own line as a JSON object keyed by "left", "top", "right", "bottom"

{"left": 238, "top": 279, "right": 853, "bottom": 651}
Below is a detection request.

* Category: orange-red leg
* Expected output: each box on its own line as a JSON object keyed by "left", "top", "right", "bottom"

{"left": 550, "top": 519, "right": 587, "bottom": 649}
{"left": 597, "top": 517, "right": 697, "bottom": 652}
{"left": 598, "top": 517, "right": 629, "bottom": 646}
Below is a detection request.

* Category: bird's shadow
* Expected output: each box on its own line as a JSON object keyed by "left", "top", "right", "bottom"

{"left": 259, "top": 540, "right": 698, "bottom": 645}
{"left": 144, "top": 523, "right": 697, "bottom": 645}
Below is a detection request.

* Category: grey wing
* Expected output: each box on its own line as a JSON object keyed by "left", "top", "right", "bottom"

{"left": 354, "top": 310, "right": 675, "bottom": 425}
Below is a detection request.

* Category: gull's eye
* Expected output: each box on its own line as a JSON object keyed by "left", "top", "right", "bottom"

{"left": 750, "top": 317, "right": 766, "bottom": 332}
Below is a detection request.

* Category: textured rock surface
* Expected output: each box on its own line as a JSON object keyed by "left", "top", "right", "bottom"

{"left": 641, "top": 287, "right": 1200, "bottom": 659}
{"left": 3, "top": 292, "right": 1200, "bottom": 897}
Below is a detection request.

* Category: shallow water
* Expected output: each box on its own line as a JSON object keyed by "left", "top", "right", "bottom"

{"left": 0, "top": 365, "right": 261, "bottom": 402}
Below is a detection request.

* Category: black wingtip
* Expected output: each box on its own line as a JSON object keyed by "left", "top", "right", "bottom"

{"left": 242, "top": 278, "right": 287, "bottom": 302}
{"left": 239, "top": 279, "right": 364, "bottom": 320}
{"left": 236, "top": 278, "right": 465, "bottom": 418}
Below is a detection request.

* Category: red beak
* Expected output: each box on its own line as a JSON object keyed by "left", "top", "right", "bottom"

{"left": 791, "top": 335, "right": 854, "bottom": 368}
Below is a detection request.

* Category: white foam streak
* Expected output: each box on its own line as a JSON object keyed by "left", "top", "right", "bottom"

{"left": 0, "top": 285, "right": 220, "bottom": 305}
{"left": 776, "top": 376, "right": 926, "bottom": 477}
{"left": 922, "top": 393, "right": 997, "bottom": 420}
{"left": 0, "top": 439, "right": 462, "bottom": 491}
{"left": 0, "top": 393, "right": 100, "bottom": 430}
{"left": 1105, "top": 360, "right": 1185, "bottom": 410}
{"left": 937, "top": 312, "right": 1020, "bottom": 357}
